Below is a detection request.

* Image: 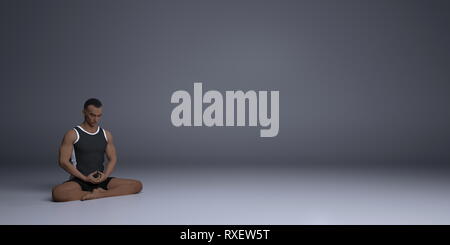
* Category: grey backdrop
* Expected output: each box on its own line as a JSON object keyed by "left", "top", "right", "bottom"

{"left": 1, "top": 0, "right": 450, "bottom": 171}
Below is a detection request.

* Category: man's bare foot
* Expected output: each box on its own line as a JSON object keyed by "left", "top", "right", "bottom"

{"left": 95, "top": 187, "right": 107, "bottom": 193}
{"left": 81, "top": 188, "right": 107, "bottom": 201}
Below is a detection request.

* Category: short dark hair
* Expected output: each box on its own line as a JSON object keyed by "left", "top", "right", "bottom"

{"left": 83, "top": 98, "right": 102, "bottom": 110}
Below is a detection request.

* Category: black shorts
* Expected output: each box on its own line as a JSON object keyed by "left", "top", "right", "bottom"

{"left": 65, "top": 176, "right": 115, "bottom": 192}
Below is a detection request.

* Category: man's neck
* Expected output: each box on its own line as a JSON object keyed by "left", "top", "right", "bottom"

{"left": 80, "top": 122, "right": 98, "bottom": 133}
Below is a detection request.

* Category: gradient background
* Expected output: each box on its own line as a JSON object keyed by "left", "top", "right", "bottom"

{"left": 1, "top": 0, "right": 450, "bottom": 224}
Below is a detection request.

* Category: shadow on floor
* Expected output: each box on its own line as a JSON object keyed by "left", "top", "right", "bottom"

{"left": 42, "top": 196, "right": 53, "bottom": 202}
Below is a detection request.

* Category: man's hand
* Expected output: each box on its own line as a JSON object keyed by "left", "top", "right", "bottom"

{"left": 96, "top": 171, "right": 107, "bottom": 183}
{"left": 86, "top": 171, "right": 106, "bottom": 184}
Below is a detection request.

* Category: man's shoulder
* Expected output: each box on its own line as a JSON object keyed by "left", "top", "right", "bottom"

{"left": 65, "top": 127, "right": 77, "bottom": 136}
{"left": 62, "top": 128, "right": 77, "bottom": 144}
{"left": 102, "top": 128, "right": 113, "bottom": 140}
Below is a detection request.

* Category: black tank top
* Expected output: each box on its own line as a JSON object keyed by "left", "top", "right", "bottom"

{"left": 70, "top": 125, "right": 108, "bottom": 176}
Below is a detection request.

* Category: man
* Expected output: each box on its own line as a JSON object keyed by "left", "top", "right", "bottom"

{"left": 52, "top": 98, "right": 143, "bottom": 202}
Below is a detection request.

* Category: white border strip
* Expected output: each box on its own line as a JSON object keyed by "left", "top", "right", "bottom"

{"left": 77, "top": 125, "right": 100, "bottom": 135}
{"left": 102, "top": 128, "right": 108, "bottom": 142}
{"left": 73, "top": 128, "right": 80, "bottom": 144}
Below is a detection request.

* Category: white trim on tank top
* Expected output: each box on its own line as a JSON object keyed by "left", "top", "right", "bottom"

{"left": 73, "top": 128, "right": 80, "bottom": 144}
{"left": 77, "top": 125, "right": 100, "bottom": 135}
{"left": 102, "top": 128, "right": 108, "bottom": 142}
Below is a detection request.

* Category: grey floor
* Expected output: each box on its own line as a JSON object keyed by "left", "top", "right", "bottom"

{"left": 1, "top": 163, "right": 450, "bottom": 224}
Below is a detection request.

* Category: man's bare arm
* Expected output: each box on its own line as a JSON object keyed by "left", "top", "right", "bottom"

{"left": 103, "top": 130, "right": 117, "bottom": 178}
{"left": 58, "top": 129, "right": 88, "bottom": 181}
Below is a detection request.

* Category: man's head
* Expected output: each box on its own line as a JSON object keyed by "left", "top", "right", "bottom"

{"left": 83, "top": 98, "right": 103, "bottom": 127}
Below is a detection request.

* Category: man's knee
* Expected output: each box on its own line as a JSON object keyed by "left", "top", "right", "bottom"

{"left": 131, "top": 180, "right": 143, "bottom": 193}
{"left": 52, "top": 184, "right": 80, "bottom": 202}
{"left": 52, "top": 186, "right": 66, "bottom": 202}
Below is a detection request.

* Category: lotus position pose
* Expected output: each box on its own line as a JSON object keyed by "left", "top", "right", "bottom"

{"left": 52, "top": 98, "right": 143, "bottom": 202}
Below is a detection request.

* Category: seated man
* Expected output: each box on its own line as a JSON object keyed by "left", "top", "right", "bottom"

{"left": 52, "top": 98, "right": 143, "bottom": 202}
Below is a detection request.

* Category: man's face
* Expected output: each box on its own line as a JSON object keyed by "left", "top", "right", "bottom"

{"left": 83, "top": 105, "right": 103, "bottom": 127}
